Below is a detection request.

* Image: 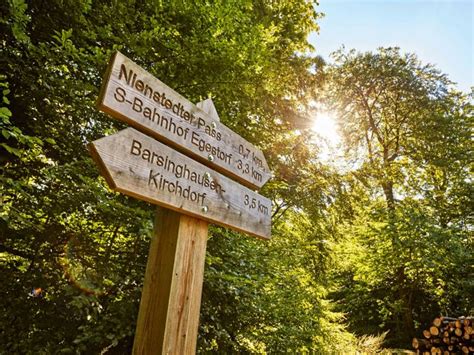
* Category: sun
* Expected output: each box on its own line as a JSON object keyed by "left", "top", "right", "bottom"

{"left": 309, "top": 108, "right": 345, "bottom": 165}
{"left": 311, "top": 110, "right": 340, "bottom": 146}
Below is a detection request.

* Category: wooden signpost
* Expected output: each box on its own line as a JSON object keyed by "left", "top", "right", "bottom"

{"left": 97, "top": 51, "right": 271, "bottom": 190}
{"left": 90, "top": 52, "right": 271, "bottom": 354}
{"left": 89, "top": 127, "right": 271, "bottom": 239}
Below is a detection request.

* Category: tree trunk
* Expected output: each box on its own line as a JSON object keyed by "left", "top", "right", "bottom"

{"left": 382, "top": 180, "right": 395, "bottom": 210}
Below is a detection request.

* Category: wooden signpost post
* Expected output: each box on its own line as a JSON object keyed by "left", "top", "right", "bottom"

{"left": 90, "top": 52, "right": 271, "bottom": 354}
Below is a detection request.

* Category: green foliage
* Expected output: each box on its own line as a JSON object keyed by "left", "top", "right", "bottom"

{"left": 323, "top": 48, "right": 473, "bottom": 348}
{"left": 2, "top": 1, "right": 469, "bottom": 352}
{"left": 200, "top": 211, "right": 355, "bottom": 353}
{"left": 0, "top": 1, "right": 361, "bottom": 353}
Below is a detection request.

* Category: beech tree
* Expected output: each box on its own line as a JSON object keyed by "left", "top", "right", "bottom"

{"left": 2, "top": 1, "right": 471, "bottom": 352}
{"left": 0, "top": 0, "right": 357, "bottom": 353}
{"left": 323, "top": 48, "right": 473, "bottom": 347}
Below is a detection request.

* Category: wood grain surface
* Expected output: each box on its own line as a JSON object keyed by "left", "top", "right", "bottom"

{"left": 89, "top": 128, "right": 271, "bottom": 239}
{"left": 132, "top": 208, "right": 208, "bottom": 355}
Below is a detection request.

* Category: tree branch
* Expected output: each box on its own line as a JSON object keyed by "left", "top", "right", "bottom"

{"left": 0, "top": 244, "right": 34, "bottom": 260}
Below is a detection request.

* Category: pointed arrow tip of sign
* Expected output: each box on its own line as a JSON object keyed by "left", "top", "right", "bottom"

{"left": 88, "top": 140, "right": 118, "bottom": 190}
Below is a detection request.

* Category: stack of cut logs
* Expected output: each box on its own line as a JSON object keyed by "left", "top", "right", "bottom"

{"left": 412, "top": 316, "right": 473, "bottom": 354}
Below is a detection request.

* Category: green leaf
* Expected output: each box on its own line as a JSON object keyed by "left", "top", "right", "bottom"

{"left": 0, "top": 107, "right": 12, "bottom": 118}
{"left": 0, "top": 143, "right": 21, "bottom": 156}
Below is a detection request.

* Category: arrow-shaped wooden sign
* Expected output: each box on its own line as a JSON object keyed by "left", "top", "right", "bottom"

{"left": 97, "top": 51, "right": 270, "bottom": 189}
{"left": 89, "top": 128, "right": 271, "bottom": 239}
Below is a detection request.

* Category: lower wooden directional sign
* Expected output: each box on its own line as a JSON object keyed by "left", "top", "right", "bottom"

{"left": 89, "top": 128, "right": 271, "bottom": 239}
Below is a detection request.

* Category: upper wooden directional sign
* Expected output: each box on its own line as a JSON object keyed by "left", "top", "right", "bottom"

{"left": 89, "top": 128, "right": 271, "bottom": 239}
{"left": 97, "top": 52, "right": 270, "bottom": 189}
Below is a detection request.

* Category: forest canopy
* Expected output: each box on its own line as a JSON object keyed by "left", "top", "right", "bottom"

{"left": 1, "top": 0, "right": 472, "bottom": 353}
